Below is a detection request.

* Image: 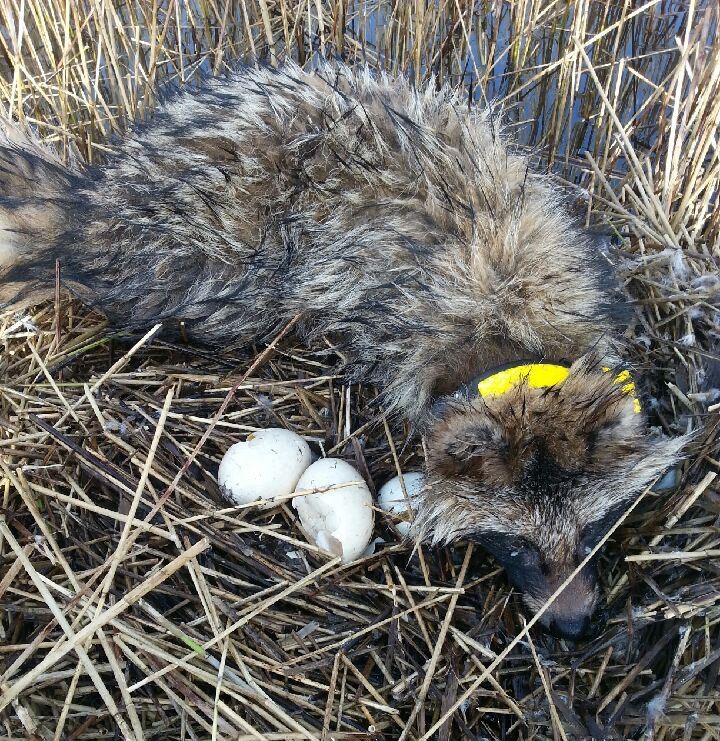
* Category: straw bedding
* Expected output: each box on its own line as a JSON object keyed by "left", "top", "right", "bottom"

{"left": 1, "top": 1, "right": 720, "bottom": 739}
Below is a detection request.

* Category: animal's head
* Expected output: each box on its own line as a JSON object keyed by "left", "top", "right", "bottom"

{"left": 415, "top": 356, "right": 687, "bottom": 641}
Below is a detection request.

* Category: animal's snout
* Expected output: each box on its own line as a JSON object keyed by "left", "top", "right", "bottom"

{"left": 547, "top": 613, "right": 591, "bottom": 641}
{"left": 521, "top": 564, "right": 599, "bottom": 642}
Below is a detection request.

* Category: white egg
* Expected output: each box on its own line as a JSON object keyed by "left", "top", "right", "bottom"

{"left": 377, "top": 472, "right": 424, "bottom": 536}
{"left": 218, "top": 428, "right": 312, "bottom": 505}
{"left": 292, "top": 458, "right": 374, "bottom": 563}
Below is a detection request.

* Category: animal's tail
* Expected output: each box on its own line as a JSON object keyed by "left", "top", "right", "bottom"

{"left": 0, "top": 120, "right": 89, "bottom": 308}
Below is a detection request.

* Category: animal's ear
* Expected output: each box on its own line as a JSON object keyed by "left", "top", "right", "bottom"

{"left": 581, "top": 387, "right": 691, "bottom": 488}
{"left": 554, "top": 358, "right": 646, "bottom": 458}
{"left": 585, "top": 386, "right": 643, "bottom": 446}
{"left": 595, "top": 424, "right": 690, "bottom": 490}
{"left": 442, "top": 425, "right": 506, "bottom": 468}
{"left": 425, "top": 401, "right": 511, "bottom": 481}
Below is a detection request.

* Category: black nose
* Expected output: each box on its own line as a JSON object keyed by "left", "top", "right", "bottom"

{"left": 548, "top": 614, "right": 591, "bottom": 641}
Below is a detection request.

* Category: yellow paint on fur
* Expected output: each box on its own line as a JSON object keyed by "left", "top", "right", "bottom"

{"left": 477, "top": 363, "right": 641, "bottom": 413}
{"left": 602, "top": 367, "right": 642, "bottom": 414}
{"left": 477, "top": 364, "right": 570, "bottom": 397}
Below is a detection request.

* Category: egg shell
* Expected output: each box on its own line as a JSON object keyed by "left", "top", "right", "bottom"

{"left": 218, "top": 428, "right": 312, "bottom": 505}
{"left": 377, "top": 472, "right": 424, "bottom": 536}
{"left": 292, "top": 458, "right": 374, "bottom": 563}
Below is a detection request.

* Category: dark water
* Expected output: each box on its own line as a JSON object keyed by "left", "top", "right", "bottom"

{"left": 348, "top": 1, "right": 702, "bottom": 180}
{"left": 4, "top": 0, "right": 704, "bottom": 179}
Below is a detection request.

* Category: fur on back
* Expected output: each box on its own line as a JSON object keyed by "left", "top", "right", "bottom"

{"left": 1, "top": 62, "right": 619, "bottom": 422}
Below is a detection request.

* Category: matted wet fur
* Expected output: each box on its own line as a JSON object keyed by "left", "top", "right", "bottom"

{"left": 0, "top": 61, "right": 685, "bottom": 638}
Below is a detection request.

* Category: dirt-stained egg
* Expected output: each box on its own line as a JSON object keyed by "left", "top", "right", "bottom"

{"left": 218, "top": 428, "right": 312, "bottom": 505}
{"left": 292, "top": 458, "right": 374, "bottom": 563}
{"left": 377, "top": 472, "right": 424, "bottom": 536}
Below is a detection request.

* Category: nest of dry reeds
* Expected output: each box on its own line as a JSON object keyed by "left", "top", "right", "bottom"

{"left": 1, "top": 2, "right": 720, "bottom": 739}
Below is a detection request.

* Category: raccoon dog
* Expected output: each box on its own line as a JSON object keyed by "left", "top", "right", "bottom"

{"left": 0, "top": 62, "right": 685, "bottom": 640}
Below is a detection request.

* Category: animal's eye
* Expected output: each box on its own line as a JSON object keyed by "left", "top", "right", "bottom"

{"left": 508, "top": 541, "right": 525, "bottom": 558}
{"left": 470, "top": 534, "right": 541, "bottom": 570}
{"left": 580, "top": 524, "right": 597, "bottom": 544}
{"left": 578, "top": 523, "right": 606, "bottom": 559}
{"left": 508, "top": 537, "right": 537, "bottom": 561}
